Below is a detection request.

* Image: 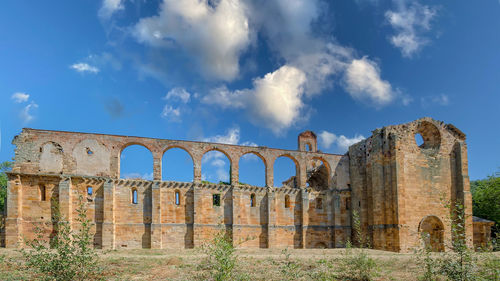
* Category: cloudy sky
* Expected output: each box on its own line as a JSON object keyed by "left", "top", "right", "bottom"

{"left": 1, "top": 0, "right": 499, "bottom": 185}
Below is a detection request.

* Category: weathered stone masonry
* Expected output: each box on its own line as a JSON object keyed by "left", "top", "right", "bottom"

{"left": 3, "top": 117, "right": 473, "bottom": 252}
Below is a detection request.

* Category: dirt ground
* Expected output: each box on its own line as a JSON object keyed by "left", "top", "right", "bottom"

{"left": 0, "top": 247, "right": 498, "bottom": 280}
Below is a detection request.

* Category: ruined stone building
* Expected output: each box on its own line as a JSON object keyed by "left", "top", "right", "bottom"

{"left": 2, "top": 117, "right": 475, "bottom": 252}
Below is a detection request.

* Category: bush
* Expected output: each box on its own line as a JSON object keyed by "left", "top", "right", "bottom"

{"left": 200, "top": 229, "right": 237, "bottom": 281}
{"left": 20, "top": 196, "right": 103, "bottom": 281}
{"left": 335, "top": 210, "right": 378, "bottom": 281}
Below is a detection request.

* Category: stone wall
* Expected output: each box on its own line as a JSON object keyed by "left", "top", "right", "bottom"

{"left": 3, "top": 117, "right": 475, "bottom": 252}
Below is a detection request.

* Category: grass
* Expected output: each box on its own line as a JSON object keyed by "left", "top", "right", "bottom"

{"left": 0, "top": 248, "right": 498, "bottom": 280}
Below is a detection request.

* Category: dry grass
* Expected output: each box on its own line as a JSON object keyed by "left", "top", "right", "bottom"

{"left": 0, "top": 247, "right": 498, "bottom": 280}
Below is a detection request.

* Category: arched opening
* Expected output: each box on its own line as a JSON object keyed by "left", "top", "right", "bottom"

{"left": 415, "top": 121, "right": 441, "bottom": 150}
{"left": 315, "top": 242, "right": 327, "bottom": 249}
{"left": 284, "top": 195, "right": 290, "bottom": 208}
{"left": 250, "top": 193, "right": 256, "bottom": 207}
{"left": 274, "top": 155, "right": 298, "bottom": 188}
{"left": 131, "top": 189, "right": 138, "bottom": 204}
{"left": 87, "top": 186, "right": 93, "bottom": 196}
{"left": 175, "top": 190, "right": 180, "bottom": 205}
{"left": 238, "top": 152, "right": 266, "bottom": 187}
{"left": 162, "top": 147, "right": 194, "bottom": 182}
{"left": 419, "top": 216, "right": 445, "bottom": 252}
{"left": 39, "top": 185, "right": 46, "bottom": 201}
{"left": 202, "top": 149, "right": 231, "bottom": 184}
{"left": 307, "top": 157, "right": 330, "bottom": 191}
{"left": 120, "top": 144, "right": 153, "bottom": 180}
{"left": 306, "top": 143, "right": 312, "bottom": 151}
{"left": 415, "top": 133, "right": 424, "bottom": 147}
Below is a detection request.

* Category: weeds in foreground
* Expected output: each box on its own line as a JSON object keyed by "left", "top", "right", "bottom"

{"left": 335, "top": 210, "right": 378, "bottom": 281}
{"left": 279, "top": 248, "right": 302, "bottom": 280}
{"left": 20, "top": 196, "right": 103, "bottom": 281}
{"left": 200, "top": 229, "right": 237, "bottom": 281}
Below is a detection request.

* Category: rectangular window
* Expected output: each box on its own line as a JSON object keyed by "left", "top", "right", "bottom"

{"left": 316, "top": 198, "right": 323, "bottom": 210}
{"left": 213, "top": 194, "right": 221, "bottom": 207}
{"left": 87, "top": 186, "right": 93, "bottom": 196}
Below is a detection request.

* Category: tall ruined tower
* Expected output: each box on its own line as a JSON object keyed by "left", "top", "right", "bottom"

{"left": 348, "top": 117, "right": 472, "bottom": 252}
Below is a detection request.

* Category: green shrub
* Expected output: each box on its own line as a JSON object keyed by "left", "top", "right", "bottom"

{"left": 20, "top": 196, "right": 103, "bottom": 281}
{"left": 201, "top": 229, "right": 237, "bottom": 281}
{"left": 279, "top": 248, "right": 302, "bottom": 280}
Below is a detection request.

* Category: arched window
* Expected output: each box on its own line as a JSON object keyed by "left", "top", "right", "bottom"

{"left": 274, "top": 155, "right": 298, "bottom": 188}
{"left": 87, "top": 186, "right": 93, "bottom": 196}
{"left": 163, "top": 147, "right": 194, "bottom": 182}
{"left": 120, "top": 144, "right": 153, "bottom": 180}
{"left": 239, "top": 152, "right": 266, "bottom": 187}
{"left": 284, "top": 195, "right": 290, "bottom": 208}
{"left": 40, "top": 185, "right": 46, "bottom": 201}
{"left": 250, "top": 193, "right": 256, "bottom": 207}
{"left": 306, "top": 143, "right": 312, "bottom": 151}
{"left": 132, "top": 189, "right": 138, "bottom": 204}
{"left": 175, "top": 190, "right": 180, "bottom": 205}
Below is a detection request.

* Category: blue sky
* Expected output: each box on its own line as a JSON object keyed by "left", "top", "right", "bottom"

{"left": 1, "top": 0, "right": 499, "bottom": 185}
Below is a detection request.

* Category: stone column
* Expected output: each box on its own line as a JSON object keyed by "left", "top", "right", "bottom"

{"left": 58, "top": 177, "right": 72, "bottom": 228}
{"left": 153, "top": 152, "right": 162, "bottom": 181}
{"left": 326, "top": 190, "right": 334, "bottom": 248}
{"left": 102, "top": 180, "right": 115, "bottom": 250}
{"left": 301, "top": 189, "right": 309, "bottom": 248}
{"left": 5, "top": 176, "right": 22, "bottom": 248}
{"left": 192, "top": 185, "right": 201, "bottom": 247}
{"left": 193, "top": 157, "right": 202, "bottom": 184}
{"left": 230, "top": 160, "right": 239, "bottom": 186}
{"left": 266, "top": 161, "right": 274, "bottom": 187}
{"left": 333, "top": 192, "right": 342, "bottom": 247}
{"left": 297, "top": 162, "right": 307, "bottom": 188}
{"left": 150, "top": 181, "right": 162, "bottom": 248}
{"left": 231, "top": 186, "right": 241, "bottom": 245}
{"left": 266, "top": 188, "right": 276, "bottom": 248}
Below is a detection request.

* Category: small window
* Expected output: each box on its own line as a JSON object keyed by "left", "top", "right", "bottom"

{"left": 175, "top": 191, "right": 180, "bottom": 205}
{"left": 87, "top": 186, "right": 93, "bottom": 196}
{"left": 86, "top": 147, "right": 94, "bottom": 155}
{"left": 316, "top": 197, "right": 323, "bottom": 210}
{"left": 132, "top": 189, "right": 138, "bottom": 204}
{"left": 40, "top": 185, "right": 46, "bottom": 201}
{"left": 213, "top": 194, "right": 221, "bottom": 207}
{"left": 250, "top": 193, "right": 256, "bottom": 207}
{"left": 284, "top": 195, "right": 290, "bottom": 208}
{"left": 306, "top": 144, "right": 312, "bottom": 151}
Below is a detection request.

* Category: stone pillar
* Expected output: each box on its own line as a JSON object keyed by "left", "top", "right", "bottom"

{"left": 266, "top": 163, "right": 274, "bottom": 187}
{"left": 297, "top": 162, "right": 307, "bottom": 188}
{"left": 231, "top": 186, "right": 241, "bottom": 245}
{"left": 327, "top": 190, "right": 334, "bottom": 248}
{"left": 192, "top": 185, "right": 201, "bottom": 247}
{"left": 193, "top": 157, "right": 202, "bottom": 184}
{"left": 151, "top": 182, "right": 162, "bottom": 248}
{"left": 102, "top": 180, "right": 115, "bottom": 250}
{"left": 230, "top": 161, "right": 239, "bottom": 186}
{"left": 58, "top": 177, "right": 72, "bottom": 228}
{"left": 333, "top": 192, "right": 342, "bottom": 247}
{"left": 153, "top": 152, "right": 162, "bottom": 181}
{"left": 301, "top": 189, "right": 309, "bottom": 248}
{"left": 5, "top": 176, "right": 22, "bottom": 248}
{"left": 266, "top": 188, "right": 276, "bottom": 248}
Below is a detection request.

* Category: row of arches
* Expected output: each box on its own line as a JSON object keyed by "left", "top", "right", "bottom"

{"left": 120, "top": 145, "right": 318, "bottom": 187}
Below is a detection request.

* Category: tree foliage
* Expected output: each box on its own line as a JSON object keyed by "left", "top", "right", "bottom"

{"left": 0, "top": 161, "right": 13, "bottom": 214}
{"left": 471, "top": 170, "right": 500, "bottom": 236}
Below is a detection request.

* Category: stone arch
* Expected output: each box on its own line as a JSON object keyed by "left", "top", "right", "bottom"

{"left": 307, "top": 156, "right": 331, "bottom": 190}
{"left": 39, "top": 141, "right": 64, "bottom": 174}
{"left": 119, "top": 143, "right": 154, "bottom": 180}
{"left": 201, "top": 148, "right": 233, "bottom": 184}
{"left": 162, "top": 146, "right": 194, "bottom": 182}
{"left": 238, "top": 151, "right": 267, "bottom": 187}
{"left": 414, "top": 121, "right": 441, "bottom": 151}
{"left": 419, "top": 215, "right": 445, "bottom": 252}
{"left": 273, "top": 154, "right": 300, "bottom": 188}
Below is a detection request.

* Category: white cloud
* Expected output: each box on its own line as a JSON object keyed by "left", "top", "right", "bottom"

{"left": 319, "top": 130, "right": 365, "bottom": 153}
{"left": 343, "top": 57, "right": 397, "bottom": 106}
{"left": 421, "top": 94, "right": 449, "bottom": 107}
{"left": 160, "top": 105, "right": 181, "bottom": 122}
{"left": 202, "top": 86, "right": 247, "bottom": 109}
{"left": 11, "top": 92, "right": 29, "bottom": 103}
{"left": 203, "top": 127, "right": 240, "bottom": 145}
{"left": 70, "top": 63, "right": 100, "bottom": 74}
{"left": 318, "top": 131, "right": 336, "bottom": 149}
{"left": 99, "top": 0, "right": 124, "bottom": 19}
{"left": 122, "top": 172, "right": 153, "bottom": 180}
{"left": 133, "top": 0, "right": 251, "bottom": 81}
{"left": 385, "top": 2, "right": 437, "bottom": 57}
{"left": 165, "top": 87, "right": 191, "bottom": 103}
{"left": 20, "top": 102, "right": 39, "bottom": 123}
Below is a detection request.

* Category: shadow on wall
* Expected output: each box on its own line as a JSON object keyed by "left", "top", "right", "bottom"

{"left": 293, "top": 193, "right": 302, "bottom": 248}
{"left": 185, "top": 188, "right": 194, "bottom": 249}
{"left": 93, "top": 185, "right": 104, "bottom": 249}
{"left": 142, "top": 186, "right": 152, "bottom": 249}
{"left": 259, "top": 194, "right": 268, "bottom": 248}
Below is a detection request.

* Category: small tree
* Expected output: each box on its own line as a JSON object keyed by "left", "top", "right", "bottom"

{"left": 201, "top": 228, "right": 237, "bottom": 281}
{"left": 21, "top": 195, "right": 103, "bottom": 281}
